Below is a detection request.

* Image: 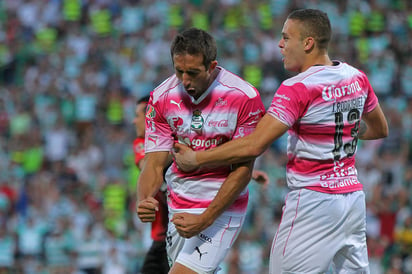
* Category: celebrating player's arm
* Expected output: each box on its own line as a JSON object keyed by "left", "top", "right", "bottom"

{"left": 173, "top": 113, "right": 289, "bottom": 171}
{"left": 136, "top": 151, "right": 170, "bottom": 223}
{"left": 172, "top": 159, "right": 255, "bottom": 238}
{"left": 173, "top": 101, "right": 388, "bottom": 172}
{"left": 358, "top": 104, "right": 388, "bottom": 140}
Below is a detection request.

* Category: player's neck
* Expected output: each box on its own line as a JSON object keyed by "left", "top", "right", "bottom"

{"left": 302, "top": 54, "right": 333, "bottom": 72}
{"left": 313, "top": 53, "right": 333, "bottom": 66}
{"left": 207, "top": 67, "right": 219, "bottom": 87}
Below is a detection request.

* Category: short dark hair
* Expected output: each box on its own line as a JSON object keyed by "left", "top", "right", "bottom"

{"left": 137, "top": 95, "right": 150, "bottom": 105}
{"left": 288, "top": 9, "right": 331, "bottom": 50}
{"left": 170, "top": 27, "right": 217, "bottom": 69}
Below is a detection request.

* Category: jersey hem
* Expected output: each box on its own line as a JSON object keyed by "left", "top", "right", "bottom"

{"left": 304, "top": 185, "right": 363, "bottom": 194}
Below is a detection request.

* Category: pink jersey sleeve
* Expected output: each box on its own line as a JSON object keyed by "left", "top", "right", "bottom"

{"left": 361, "top": 72, "right": 378, "bottom": 114}
{"left": 233, "top": 95, "right": 265, "bottom": 139}
{"left": 267, "top": 83, "right": 311, "bottom": 127}
{"left": 144, "top": 94, "right": 174, "bottom": 152}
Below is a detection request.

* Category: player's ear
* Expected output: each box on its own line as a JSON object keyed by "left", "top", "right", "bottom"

{"left": 303, "top": 37, "right": 315, "bottom": 51}
{"left": 208, "top": 61, "right": 218, "bottom": 72}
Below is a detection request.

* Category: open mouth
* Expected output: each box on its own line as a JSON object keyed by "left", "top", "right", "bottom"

{"left": 186, "top": 88, "right": 196, "bottom": 95}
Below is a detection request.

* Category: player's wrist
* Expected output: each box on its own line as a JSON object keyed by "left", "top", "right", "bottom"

{"left": 195, "top": 150, "right": 207, "bottom": 167}
{"left": 200, "top": 210, "right": 216, "bottom": 228}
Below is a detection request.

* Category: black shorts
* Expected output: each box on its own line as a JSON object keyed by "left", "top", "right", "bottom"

{"left": 140, "top": 240, "right": 169, "bottom": 274}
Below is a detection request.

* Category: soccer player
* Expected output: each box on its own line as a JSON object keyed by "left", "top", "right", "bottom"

{"left": 136, "top": 27, "right": 265, "bottom": 274}
{"left": 132, "top": 96, "right": 169, "bottom": 274}
{"left": 173, "top": 9, "right": 389, "bottom": 273}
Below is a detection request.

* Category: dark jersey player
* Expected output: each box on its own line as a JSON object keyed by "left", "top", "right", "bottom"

{"left": 133, "top": 96, "right": 169, "bottom": 274}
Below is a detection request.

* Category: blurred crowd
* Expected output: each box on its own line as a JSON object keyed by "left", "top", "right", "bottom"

{"left": 0, "top": 0, "right": 412, "bottom": 273}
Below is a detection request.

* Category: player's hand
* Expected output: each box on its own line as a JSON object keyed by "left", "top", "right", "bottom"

{"left": 252, "top": 169, "right": 270, "bottom": 188}
{"left": 172, "top": 143, "right": 198, "bottom": 172}
{"left": 171, "top": 212, "right": 212, "bottom": 238}
{"left": 136, "top": 197, "right": 159, "bottom": 222}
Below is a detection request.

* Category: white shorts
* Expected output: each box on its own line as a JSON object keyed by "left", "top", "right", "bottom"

{"left": 270, "top": 189, "right": 370, "bottom": 274}
{"left": 166, "top": 213, "right": 244, "bottom": 274}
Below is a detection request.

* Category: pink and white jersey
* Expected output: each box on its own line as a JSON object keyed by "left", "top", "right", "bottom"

{"left": 145, "top": 67, "right": 265, "bottom": 215}
{"left": 267, "top": 61, "right": 378, "bottom": 194}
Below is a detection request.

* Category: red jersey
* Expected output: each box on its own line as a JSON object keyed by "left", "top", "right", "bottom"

{"left": 133, "top": 137, "right": 168, "bottom": 241}
{"left": 133, "top": 137, "right": 145, "bottom": 166}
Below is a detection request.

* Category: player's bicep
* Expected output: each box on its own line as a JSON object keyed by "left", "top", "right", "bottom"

{"left": 142, "top": 151, "right": 171, "bottom": 173}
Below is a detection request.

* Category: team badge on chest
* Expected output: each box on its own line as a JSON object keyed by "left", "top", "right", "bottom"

{"left": 191, "top": 109, "right": 204, "bottom": 132}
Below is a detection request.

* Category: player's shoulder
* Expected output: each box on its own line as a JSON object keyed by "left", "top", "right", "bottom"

{"left": 217, "top": 67, "right": 260, "bottom": 99}
{"left": 281, "top": 69, "right": 321, "bottom": 89}
{"left": 282, "top": 61, "right": 363, "bottom": 88}
{"left": 151, "top": 75, "right": 180, "bottom": 104}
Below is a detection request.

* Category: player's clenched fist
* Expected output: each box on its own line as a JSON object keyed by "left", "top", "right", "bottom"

{"left": 136, "top": 197, "right": 159, "bottom": 222}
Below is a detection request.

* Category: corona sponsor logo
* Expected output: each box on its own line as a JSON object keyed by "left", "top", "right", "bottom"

{"left": 190, "top": 136, "right": 228, "bottom": 149}
{"left": 322, "top": 81, "right": 362, "bottom": 101}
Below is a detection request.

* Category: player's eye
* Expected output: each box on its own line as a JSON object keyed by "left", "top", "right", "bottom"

{"left": 187, "top": 71, "right": 199, "bottom": 77}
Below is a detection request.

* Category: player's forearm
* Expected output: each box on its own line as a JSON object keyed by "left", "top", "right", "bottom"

{"left": 137, "top": 172, "right": 164, "bottom": 202}
{"left": 200, "top": 163, "right": 253, "bottom": 223}
{"left": 196, "top": 115, "right": 287, "bottom": 167}
{"left": 137, "top": 163, "right": 166, "bottom": 201}
{"left": 196, "top": 135, "right": 261, "bottom": 166}
{"left": 358, "top": 120, "right": 388, "bottom": 140}
{"left": 359, "top": 105, "right": 388, "bottom": 140}
{"left": 137, "top": 151, "right": 171, "bottom": 201}
{"left": 137, "top": 180, "right": 163, "bottom": 201}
